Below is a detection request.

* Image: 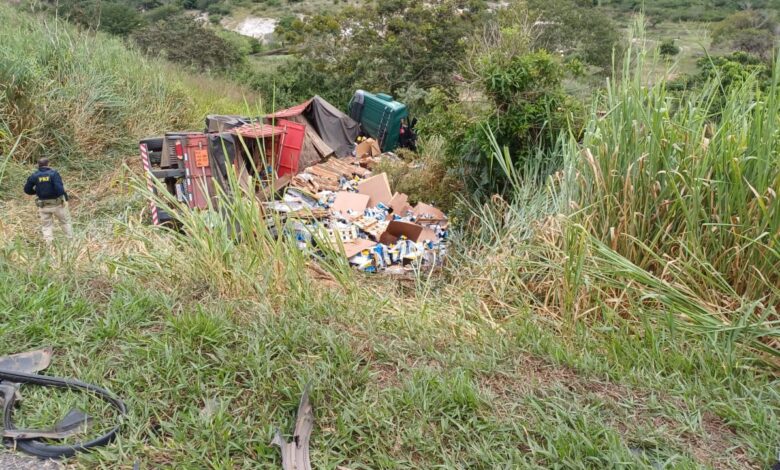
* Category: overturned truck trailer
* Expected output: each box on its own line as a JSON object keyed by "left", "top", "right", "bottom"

{"left": 139, "top": 117, "right": 305, "bottom": 225}
{"left": 139, "top": 96, "right": 364, "bottom": 225}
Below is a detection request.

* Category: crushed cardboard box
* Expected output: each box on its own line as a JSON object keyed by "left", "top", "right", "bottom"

{"left": 331, "top": 192, "right": 370, "bottom": 214}
{"left": 379, "top": 221, "right": 439, "bottom": 245}
{"left": 340, "top": 238, "right": 377, "bottom": 258}
{"left": 357, "top": 173, "right": 393, "bottom": 207}
{"left": 355, "top": 138, "right": 381, "bottom": 159}
{"left": 388, "top": 192, "right": 413, "bottom": 218}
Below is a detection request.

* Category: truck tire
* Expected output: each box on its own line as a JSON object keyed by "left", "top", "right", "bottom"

{"left": 140, "top": 136, "right": 164, "bottom": 152}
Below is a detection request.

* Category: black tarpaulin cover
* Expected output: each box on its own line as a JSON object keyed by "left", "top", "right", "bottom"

{"left": 304, "top": 96, "right": 361, "bottom": 157}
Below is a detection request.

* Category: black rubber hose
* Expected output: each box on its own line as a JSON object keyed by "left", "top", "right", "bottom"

{"left": 0, "top": 369, "right": 126, "bottom": 459}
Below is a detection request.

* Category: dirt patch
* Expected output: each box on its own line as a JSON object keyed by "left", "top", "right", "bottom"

{"left": 0, "top": 453, "right": 60, "bottom": 470}
{"left": 83, "top": 276, "right": 115, "bottom": 303}
{"left": 479, "top": 355, "right": 749, "bottom": 469}
{"left": 480, "top": 355, "right": 580, "bottom": 398}
{"left": 371, "top": 362, "right": 402, "bottom": 389}
{"left": 223, "top": 16, "right": 277, "bottom": 43}
{"left": 688, "top": 412, "right": 753, "bottom": 470}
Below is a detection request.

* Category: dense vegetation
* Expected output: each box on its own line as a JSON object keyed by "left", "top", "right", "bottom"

{"left": 603, "top": 0, "right": 780, "bottom": 22}
{"left": 0, "top": 6, "right": 253, "bottom": 165}
{"left": 1, "top": 2, "right": 779, "bottom": 469}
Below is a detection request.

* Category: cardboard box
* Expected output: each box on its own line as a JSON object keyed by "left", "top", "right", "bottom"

{"left": 388, "top": 192, "right": 413, "bottom": 217}
{"left": 379, "top": 221, "right": 439, "bottom": 245}
{"left": 356, "top": 138, "right": 381, "bottom": 159}
{"left": 330, "top": 192, "right": 370, "bottom": 213}
{"left": 357, "top": 173, "right": 392, "bottom": 207}
{"left": 412, "top": 202, "right": 446, "bottom": 221}
{"left": 340, "top": 238, "right": 377, "bottom": 258}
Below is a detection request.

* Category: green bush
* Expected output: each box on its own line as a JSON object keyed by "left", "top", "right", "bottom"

{"left": 52, "top": 0, "right": 144, "bottom": 36}
{"left": 672, "top": 52, "right": 773, "bottom": 113}
{"left": 421, "top": 51, "right": 582, "bottom": 196}
{"left": 144, "top": 3, "right": 184, "bottom": 23}
{"left": 132, "top": 15, "right": 245, "bottom": 71}
{"left": 98, "top": 2, "right": 144, "bottom": 36}
{"left": 658, "top": 39, "right": 680, "bottom": 56}
{"left": 206, "top": 3, "right": 230, "bottom": 15}
{"left": 695, "top": 52, "right": 772, "bottom": 89}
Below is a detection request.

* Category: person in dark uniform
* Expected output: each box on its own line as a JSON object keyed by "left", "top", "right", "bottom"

{"left": 23, "top": 158, "right": 73, "bottom": 243}
{"left": 398, "top": 117, "right": 418, "bottom": 151}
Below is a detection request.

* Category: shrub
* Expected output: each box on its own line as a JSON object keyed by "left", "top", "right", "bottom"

{"left": 421, "top": 51, "right": 582, "bottom": 196}
{"left": 98, "top": 2, "right": 144, "bottom": 36}
{"left": 712, "top": 10, "right": 778, "bottom": 59}
{"left": 658, "top": 39, "right": 680, "bottom": 56}
{"left": 132, "top": 15, "right": 244, "bottom": 71}
{"left": 144, "top": 4, "right": 184, "bottom": 23}
{"left": 52, "top": 0, "right": 143, "bottom": 36}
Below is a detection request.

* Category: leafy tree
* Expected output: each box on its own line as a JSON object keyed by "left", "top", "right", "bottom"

{"left": 695, "top": 52, "right": 772, "bottom": 89}
{"left": 271, "top": 0, "right": 490, "bottom": 104}
{"left": 712, "top": 10, "right": 778, "bottom": 59}
{"left": 144, "top": 4, "right": 184, "bottom": 23}
{"left": 132, "top": 15, "right": 244, "bottom": 71}
{"left": 422, "top": 50, "right": 582, "bottom": 194}
{"left": 669, "top": 52, "right": 772, "bottom": 116}
{"left": 524, "top": 0, "right": 624, "bottom": 72}
{"left": 474, "top": 51, "right": 581, "bottom": 189}
{"left": 409, "top": 2, "right": 589, "bottom": 194}
{"left": 98, "top": 2, "right": 144, "bottom": 35}
{"left": 275, "top": 15, "right": 305, "bottom": 46}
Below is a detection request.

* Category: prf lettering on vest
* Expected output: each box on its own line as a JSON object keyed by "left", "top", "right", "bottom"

{"left": 38, "top": 176, "right": 50, "bottom": 182}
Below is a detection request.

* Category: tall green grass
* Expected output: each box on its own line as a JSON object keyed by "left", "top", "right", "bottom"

{"left": 0, "top": 4, "right": 250, "bottom": 164}
{"left": 468, "top": 26, "right": 780, "bottom": 363}
{"left": 554, "top": 26, "right": 779, "bottom": 362}
{"left": 564, "top": 31, "right": 779, "bottom": 302}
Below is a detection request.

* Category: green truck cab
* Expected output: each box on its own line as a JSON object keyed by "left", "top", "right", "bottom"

{"left": 348, "top": 90, "right": 409, "bottom": 152}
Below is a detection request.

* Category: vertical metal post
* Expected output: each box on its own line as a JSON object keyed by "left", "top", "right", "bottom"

{"left": 139, "top": 143, "right": 160, "bottom": 226}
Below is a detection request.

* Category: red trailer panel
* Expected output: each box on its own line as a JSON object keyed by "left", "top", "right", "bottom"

{"left": 276, "top": 119, "right": 306, "bottom": 177}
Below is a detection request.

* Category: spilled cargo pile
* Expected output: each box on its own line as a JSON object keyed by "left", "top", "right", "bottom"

{"left": 268, "top": 144, "right": 448, "bottom": 274}
{"left": 140, "top": 92, "right": 435, "bottom": 274}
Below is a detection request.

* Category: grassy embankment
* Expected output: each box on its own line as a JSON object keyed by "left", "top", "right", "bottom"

{"left": 1, "top": 6, "right": 778, "bottom": 469}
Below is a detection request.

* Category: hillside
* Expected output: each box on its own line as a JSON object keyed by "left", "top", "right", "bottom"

{"left": 220, "top": 0, "right": 365, "bottom": 40}
{"left": 1, "top": 4, "right": 779, "bottom": 470}
{"left": 603, "top": 0, "right": 780, "bottom": 21}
